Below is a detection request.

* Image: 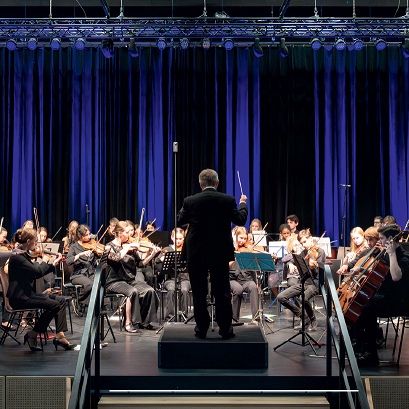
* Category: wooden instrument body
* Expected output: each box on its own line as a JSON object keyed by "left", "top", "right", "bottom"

{"left": 337, "top": 255, "right": 389, "bottom": 327}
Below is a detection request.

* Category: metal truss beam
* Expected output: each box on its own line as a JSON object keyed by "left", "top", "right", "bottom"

{"left": 0, "top": 17, "right": 409, "bottom": 41}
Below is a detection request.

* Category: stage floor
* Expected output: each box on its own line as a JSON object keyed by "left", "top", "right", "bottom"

{"left": 0, "top": 296, "right": 408, "bottom": 387}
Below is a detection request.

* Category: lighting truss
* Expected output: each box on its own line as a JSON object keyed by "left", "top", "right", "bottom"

{"left": 0, "top": 17, "right": 409, "bottom": 43}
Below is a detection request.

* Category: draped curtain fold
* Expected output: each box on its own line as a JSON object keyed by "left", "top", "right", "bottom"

{"left": 1, "top": 45, "right": 408, "bottom": 244}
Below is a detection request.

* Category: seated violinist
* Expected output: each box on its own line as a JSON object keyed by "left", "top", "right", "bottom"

{"left": 62, "top": 220, "right": 79, "bottom": 253}
{"left": 104, "top": 217, "right": 119, "bottom": 245}
{"left": 106, "top": 221, "right": 160, "bottom": 332}
{"left": 39, "top": 227, "right": 51, "bottom": 243}
{"left": 7, "top": 228, "right": 75, "bottom": 351}
{"left": 66, "top": 225, "right": 101, "bottom": 313}
{"left": 22, "top": 220, "right": 35, "bottom": 230}
{"left": 337, "top": 227, "right": 379, "bottom": 275}
{"left": 145, "top": 221, "right": 156, "bottom": 232}
{"left": 229, "top": 227, "right": 259, "bottom": 322}
{"left": 342, "top": 227, "right": 368, "bottom": 265}
{"left": 277, "top": 229, "right": 325, "bottom": 332}
{"left": 352, "top": 224, "right": 409, "bottom": 366}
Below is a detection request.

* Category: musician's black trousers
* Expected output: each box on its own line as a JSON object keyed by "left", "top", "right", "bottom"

{"left": 355, "top": 293, "right": 406, "bottom": 352}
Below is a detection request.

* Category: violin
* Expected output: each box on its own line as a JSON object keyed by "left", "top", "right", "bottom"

{"left": 27, "top": 248, "right": 66, "bottom": 262}
{"left": 237, "top": 240, "right": 269, "bottom": 254}
{"left": 0, "top": 244, "right": 13, "bottom": 251}
{"left": 82, "top": 239, "right": 105, "bottom": 256}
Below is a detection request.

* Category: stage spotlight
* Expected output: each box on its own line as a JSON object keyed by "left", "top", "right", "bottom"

{"left": 50, "top": 38, "right": 61, "bottom": 51}
{"left": 6, "top": 39, "right": 17, "bottom": 51}
{"left": 400, "top": 38, "right": 409, "bottom": 58}
{"left": 180, "top": 38, "right": 189, "bottom": 50}
{"left": 202, "top": 38, "right": 211, "bottom": 50}
{"left": 27, "top": 38, "right": 38, "bottom": 51}
{"left": 335, "top": 38, "right": 346, "bottom": 51}
{"left": 353, "top": 38, "right": 364, "bottom": 51}
{"left": 375, "top": 39, "right": 387, "bottom": 51}
{"left": 252, "top": 38, "right": 264, "bottom": 58}
{"left": 223, "top": 38, "right": 234, "bottom": 51}
{"left": 279, "top": 38, "right": 289, "bottom": 58}
{"left": 74, "top": 38, "right": 86, "bottom": 51}
{"left": 128, "top": 38, "right": 139, "bottom": 57}
{"left": 310, "top": 38, "right": 322, "bottom": 51}
{"left": 101, "top": 40, "right": 114, "bottom": 58}
{"left": 156, "top": 37, "right": 167, "bottom": 50}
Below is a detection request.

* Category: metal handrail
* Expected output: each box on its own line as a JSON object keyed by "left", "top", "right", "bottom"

{"left": 68, "top": 252, "right": 108, "bottom": 409}
{"left": 321, "top": 264, "right": 370, "bottom": 409}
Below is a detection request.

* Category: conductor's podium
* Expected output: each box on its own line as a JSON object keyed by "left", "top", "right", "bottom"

{"left": 158, "top": 322, "right": 268, "bottom": 369}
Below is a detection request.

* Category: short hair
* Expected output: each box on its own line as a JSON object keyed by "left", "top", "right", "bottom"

{"left": 145, "top": 221, "right": 156, "bottom": 229}
{"left": 364, "top": 227, "right": 379, "bottom": 241}
{"left": 279, "top": 223, "right": 291, "bottom": 233}
{"left": 109, "top": 217, "right": 119, "bottom": 225}
{"left": 286, "top": 214, "right": 299, "bottom": 224}
{"left": 15, "top": 228, "right": 37, "bottom": 244}
{"left": 383, "top": 215, "right": 396, "bottom": 225}
{"left": 199, "top": 169, "right": 218, "bottom": 187}
{"left": 298, "top": 228, "right": 311, "bottom": 241}
{"left": 378, "top": 223, "right": 401, "bottom": 239}
{"left": 76, "top": 224, "right": 90, "bottom": 241}
{"left": 374, "top": 216, "right": 384, "bottom": 223}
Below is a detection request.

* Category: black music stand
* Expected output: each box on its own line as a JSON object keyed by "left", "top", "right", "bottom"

{"left": 273, "top": 252, "right": 321, "bottom": 354}
{"left": 235, "top": 252, "right": 276, "bottom": 334}
{"left": 156, "top": 251, "right": 187, "bottom": 333}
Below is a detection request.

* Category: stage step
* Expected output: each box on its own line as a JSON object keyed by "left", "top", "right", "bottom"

{"left": 98, "top": 395, "right": 330, "bottom": 408}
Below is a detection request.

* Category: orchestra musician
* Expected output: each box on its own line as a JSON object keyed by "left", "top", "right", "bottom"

{"left": 351, "top": 224, "right": 409, "bottom": 366}
{"left": 7, "top": 228, "right": 75, "bottom": 351}
{"left": 22, "top": 220, "right": 35, "bottom": 230}
{"left": 160, "top": 228, "right": 191, "bottom": 318}
{"left": 286, "top": 214, "right": 299, "bottom": 235}
{"left": 277, "top": 229, "right": 325, "bottom": 332}
{"left": 145, "top": 221, "right": 156, "bottom": 232}
{"left": 374, "top": 216, "right": 383, "bottom": 228}
{"left": 342, "top": 227, "right": 367, "bottom": 265}
{"left": 177, "top": 168, "right": 248, "bottom": 340}
{"left": 39, "top": 227, "right": 51, "bottom": 243}
{"left": 104, "top": 217, "right": 119, "bottom": 245}
{"left": 383, "top": 215, "right": 396, "bottom": 225}
{"left": 106, "top": 221, "right": 160, "bottom": 332}
{"left": 66, "top": 224, "right": 101, "bottom": 312}
{"left": 229, "top": 227, "right": 259, "bottom": 322}
{"left": 62, "top": 221, "right": 79, "bottom": 252}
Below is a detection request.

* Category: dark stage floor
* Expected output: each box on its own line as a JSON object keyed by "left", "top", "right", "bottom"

{"left": 0, "top": 296, "right": 407, "bottom": 388}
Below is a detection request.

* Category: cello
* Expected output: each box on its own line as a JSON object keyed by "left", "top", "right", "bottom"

{"left": 337, "top": 222, "right": 409, "bottom": 327}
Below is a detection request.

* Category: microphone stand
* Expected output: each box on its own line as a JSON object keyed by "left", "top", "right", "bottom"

{"left": 86, "top": 204, "right": 90, "bottom": 226}
{"left": 173, "top": 142, "right": 179, "bottom": 322}
{"left": 339, "top": 184, "right": 350, "bottom": 285}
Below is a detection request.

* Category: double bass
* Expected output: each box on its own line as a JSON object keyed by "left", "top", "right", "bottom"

{"left": 337, "top": 223, "right": 408, "bottom": 327}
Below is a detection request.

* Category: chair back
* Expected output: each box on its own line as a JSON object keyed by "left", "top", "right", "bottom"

{"left": 0, "top": 267, "right": 12, "bottom": 312}
{"left": 62, "top": 262, "right": 74, "bottom": 286}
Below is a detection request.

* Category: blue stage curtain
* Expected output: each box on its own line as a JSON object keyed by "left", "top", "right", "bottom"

{"left": 1, "top": 45, "right": 408, "bottom": 244}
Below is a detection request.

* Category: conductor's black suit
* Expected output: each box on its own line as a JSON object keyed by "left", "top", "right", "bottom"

{"left": 177, "top": 187, "right": 248, "bottom": 338}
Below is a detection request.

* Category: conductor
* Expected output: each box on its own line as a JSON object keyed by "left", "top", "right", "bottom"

{"left": 177, "top": 169, "right": 248, "bottom": 339}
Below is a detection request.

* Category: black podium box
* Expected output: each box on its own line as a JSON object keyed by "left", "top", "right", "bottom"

{"left": 158, "top": 322, "right": 268, "bottom": 369}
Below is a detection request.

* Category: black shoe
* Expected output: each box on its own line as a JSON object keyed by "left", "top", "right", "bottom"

{"left": 138, "top": 323, "right": 157, "bottom": 331}
{"left": 294, "top": 317, "right": 310, "bottom": 330}
{"left": 307, "top": 319, "right": 318, "bottom": 332}
{"left": 53, "top": 338, "right": 77, "bottom": 350}
{"left": 219, "top": 329, "right": 235, "bottom": 340}
{"left": 194, "top": 331, "right": 207, "bottom": 339}
{"left": 357, "top": 351, "right": 379, "bottom": 367}
{"left": 23, "top": 334, "right": 42, "bottom": 351}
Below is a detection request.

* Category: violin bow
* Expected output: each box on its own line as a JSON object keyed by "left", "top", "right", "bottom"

{"left": 50, "top": 226, "right": 62, "bottom": 241}
{"left": 33, "top": 208, "right": 45, "bottom": 257}
{"left": 136, "top": 208, "right": 145, "bottom": 245}
{"left": 253, "top": 222, "right": 269, "bottom": 247}
{"left": 93, "top": 224, "right": 104, "bottom": 241}
{"left": 0, "top": 217, "right": 3, "bottom": 231}
{"left": 91, "top": 225, "right": 108, "bottom": 251}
